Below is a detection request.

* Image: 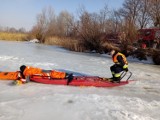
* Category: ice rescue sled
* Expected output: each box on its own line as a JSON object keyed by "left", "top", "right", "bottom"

{"left": 30, "top": 71, "right": 132, "bottom": 87}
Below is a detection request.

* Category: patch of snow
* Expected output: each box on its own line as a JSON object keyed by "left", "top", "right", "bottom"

{"left": 29, "top": 39, "right": 39, "bottom": 43}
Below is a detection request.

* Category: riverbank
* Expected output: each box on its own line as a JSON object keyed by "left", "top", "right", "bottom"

{"left": 0, "top": 32, "right": 159, "bottom": 65}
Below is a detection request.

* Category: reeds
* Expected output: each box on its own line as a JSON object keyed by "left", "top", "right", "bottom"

{"left": 45, "top": 36, "right": 84, "bottom": 52}
{"left": 0, "top": 32, "right": 27, "bottom": 41}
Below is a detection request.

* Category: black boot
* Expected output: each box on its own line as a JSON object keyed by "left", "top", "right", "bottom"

{"left": 112, "top": 77, "right": 120, "bottom": 83}
{"left": 109, "top": 73, "right": 115, "bottom": 80}
{"left": 66, "top": 73, "right": 73, "bottom": 85}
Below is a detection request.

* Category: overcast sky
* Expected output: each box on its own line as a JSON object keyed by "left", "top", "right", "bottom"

{"left": 0, "top": 0, "right": 124, "bottom": 31}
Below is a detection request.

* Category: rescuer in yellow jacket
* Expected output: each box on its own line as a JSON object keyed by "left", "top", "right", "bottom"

{"left": 110, "top": 50, "right": 128, "bottom": 82}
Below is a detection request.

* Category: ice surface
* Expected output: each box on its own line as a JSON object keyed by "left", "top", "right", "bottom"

{"left": 0, "top": 40, "right": 160, "bottom": 120}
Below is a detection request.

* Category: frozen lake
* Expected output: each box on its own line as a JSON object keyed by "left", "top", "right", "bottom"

{"left": 0, "top": 40, "right": 160, "bottom": 120}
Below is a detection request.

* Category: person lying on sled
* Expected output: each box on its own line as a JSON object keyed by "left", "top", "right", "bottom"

{"left": 0, "top": 65, "right": 73, "bottom": 85}
{"left": 14, "top": 65, "right": 73, "bottom": 85}
{"left": 110, "top": 49, "right": 128, "bottom": 82}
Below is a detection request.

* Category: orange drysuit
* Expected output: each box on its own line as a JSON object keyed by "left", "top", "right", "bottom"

{"left": 0, "top": 71, "right": 20, "bottom": 80}
{"left": 22, "top": 66, "right": 66, "bottom": 79}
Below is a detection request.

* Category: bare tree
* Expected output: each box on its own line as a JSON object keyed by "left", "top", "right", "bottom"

{"left": 34, "top": 6, "right": 56, "bottom": 43}
{"left": 98, "top": 4, "right": 110, "bottom": 33}
{"left": 148, "top": 0, "right": 160, "bottom": 27}
{"left": 75, "top": 4, "right": 115, "bottom": 52}
{"left": 79, "top": 11, "right": 101, "bottom": 49}
{"left": 56, "top": 11, "right": 74, "bottom": 37}
{"left": 109, "top": 10, "right": 124, "bottom": 33}
{"left": 9, "top": 27, "right": 17, "bottom": 33}
{"left": 117, "top": 0, "right": 141, "bottom": 43}
{"left": 18, "top": 27, "right": 26, "bottom": 33}
{"left": 120, "top": 0, "right": 141, "bottom": 24}
{"left": 137, "top": 0, "right": 151, "bottom": 29}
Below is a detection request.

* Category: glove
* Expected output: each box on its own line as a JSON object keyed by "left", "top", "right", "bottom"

{"left": 13, "top": 79, "right": 27, "bottom": 85}
{"left": 123, "top": 67, "right": 128, "bottom": 72}
{"left": 13, "top": 80, "right": 23, "bottom": 85}
{"left": 123, "top": 64, "right": 128, "bottom": 72}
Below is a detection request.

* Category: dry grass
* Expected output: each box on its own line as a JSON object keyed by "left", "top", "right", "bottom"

{"left": 45, "top": 36, "right": 85, "bottom": 52}
{"left": 0, "top": 32, "right": 28, "bottom": 41}
{"left": 45, "top": 37, "right": 121, "bottom": 53}
{"left": 102, "top": 42, "right": 120, "bottom": 52}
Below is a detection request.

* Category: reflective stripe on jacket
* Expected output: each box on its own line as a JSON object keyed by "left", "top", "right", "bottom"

{"left": 112, "top": 52, "right": 128, "bottom": 65}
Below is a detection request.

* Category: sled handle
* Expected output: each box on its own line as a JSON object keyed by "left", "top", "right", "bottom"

{"left": 120, "top": 71, "right": 132, "bottom": 81}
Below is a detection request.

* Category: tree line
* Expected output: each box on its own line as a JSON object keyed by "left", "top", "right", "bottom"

{"left": 28, "top": 0, "right": 159, "bottom": 51}
{"left": 0, "top": 26, "right": 26, "bottom": 33}
{"left": 0, "top": 0, "right": 159, "bottom": 64}
{"left": 0, "top": 0, "right": 160, "bottom": 52}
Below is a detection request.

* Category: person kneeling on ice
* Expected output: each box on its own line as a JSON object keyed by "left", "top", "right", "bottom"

{"left": 110, "top": 49, "right": 128, "bottom": 82}
{"left": 14, "top": 65, "right": 73, "bottom": 85}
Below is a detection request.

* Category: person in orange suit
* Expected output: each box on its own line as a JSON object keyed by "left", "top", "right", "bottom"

{"left": 17, "top": 65, "right": 73, "bottom": 85}
{"left": 0, "top": 65, "right": 73, "bottom": 85}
